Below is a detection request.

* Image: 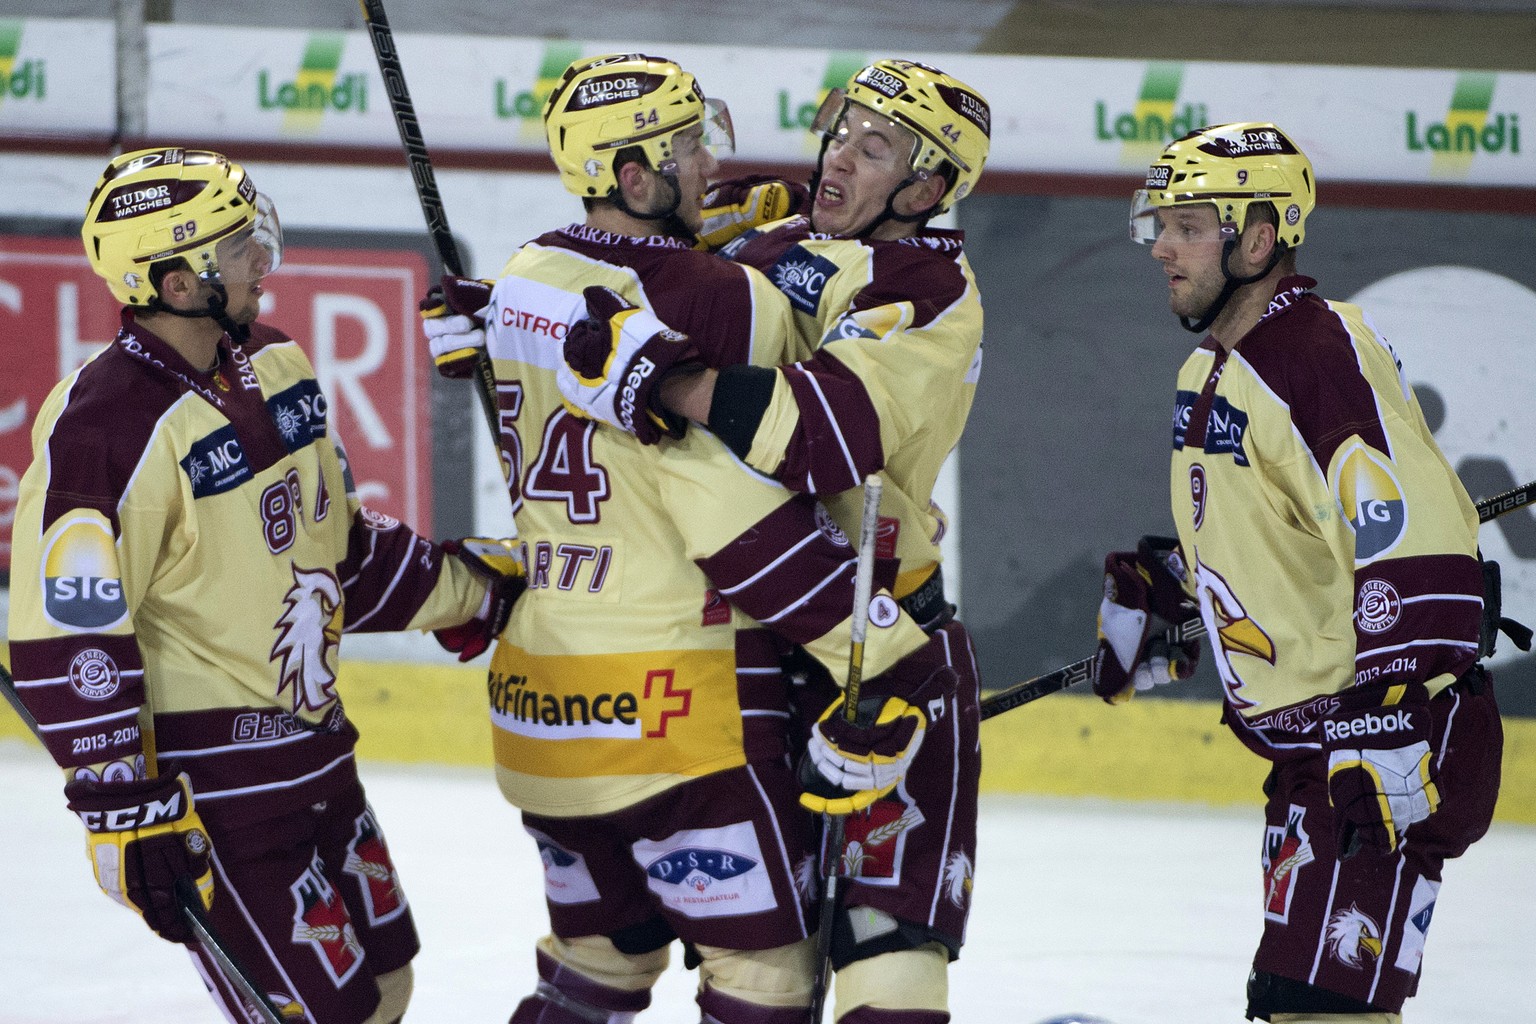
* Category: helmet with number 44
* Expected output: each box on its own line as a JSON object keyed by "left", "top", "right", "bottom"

{"left": 812, "top": 59, "right": 991, "bottom": 216}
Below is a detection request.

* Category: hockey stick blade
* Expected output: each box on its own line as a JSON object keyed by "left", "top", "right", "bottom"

{"left": 979, "top": 478, "right": 1534, "bottom": 722}
{"left": 2, "top": 666, "right": 282, "bottom": 1023}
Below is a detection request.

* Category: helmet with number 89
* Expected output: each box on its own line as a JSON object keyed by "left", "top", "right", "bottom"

{"left": 82, "top": 147, "right": 282, "bottom": 306}
{"left": 542, "top": 53, "right": 735, "bottom": 200}
{"left": 814, "top": 59, "right": 992, "bottom": 215}
{"left": 1130, "top": 122, "right": 1315, "bottom": 250}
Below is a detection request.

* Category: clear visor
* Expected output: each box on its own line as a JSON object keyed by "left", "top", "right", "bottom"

{"left": 701, "top": 97, "right": 735, "bottom": 158}
{"left": 1129, "top": 192, "right": 1231, "bottom": 245}
{"left": 210, "top": 192, "right": 282, "bottom": 284}
{"left": 810, "top": 90, "right": 924, "bottom": 175}
{"left": 1129, "top": 190, "right": 1160, "bottom": 244}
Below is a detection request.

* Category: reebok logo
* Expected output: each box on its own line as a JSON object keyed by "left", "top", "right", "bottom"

{"left": 620, "top": 356, "right": 656, "bottom": 431}
{"left": 1323, "top": 708, "right": 1415, "bottom": 743}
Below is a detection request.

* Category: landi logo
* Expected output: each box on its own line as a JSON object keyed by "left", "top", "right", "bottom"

{"left": 258, "top": 33, "right": 368, "bottom": 132}
{"left": 493, "top": 42, "right": 581, "bottom": 143}
{"left": 1095, "top": 62, "right": 1210, "bottom": 167}
{"left": 1407, "top": 72, "right": 1522, "bottom": 180}
{"left": 0, "top": 20, "right": 47, "bottom": 106}
{"left": 777, "top": 52, "right": 868, "bottom": 157}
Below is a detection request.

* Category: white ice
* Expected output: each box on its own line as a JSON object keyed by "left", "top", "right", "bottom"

{"left": 3, "top": 740, "right": 1531, "bottom": 1024}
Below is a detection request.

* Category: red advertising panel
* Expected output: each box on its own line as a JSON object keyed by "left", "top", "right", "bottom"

{"left": 0, "top": 236, "right": 432, "bottom": 571}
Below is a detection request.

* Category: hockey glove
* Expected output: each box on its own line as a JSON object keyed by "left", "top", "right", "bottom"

{"left": 420, "top": 275, "right": 494, "bottom": 379}
{"left": 696, "top": 174, "right": 809, "bottom": 251}
{"left": 1321, "top": 690, "right": 1440, "bottom": 857}
{"left": 798, "top": 631, "right": 957, "bottom": 816}
{"left": 434, "top": 537, "right": 526, "bottom": 662}
{"left": 800, "top": 693, "right": 927, "bottom": 816}
{"left": 65, "top": 772, "right": 214, "bottom": 944}
{"left": 558, "top": 286, "right": 698, "bottom": 444}
{"left": 1093, "top": 535, "right": 1200, "bottom": 704}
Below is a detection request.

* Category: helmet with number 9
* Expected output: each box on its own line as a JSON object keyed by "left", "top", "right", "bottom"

{"left": 542, "top": 53, "right": 734, "bottom": 200}
{"left": 82, "top": 147, "right": 282, "bottom": 307}
{"left": 1130, "top": 122, "right": 1315, "bottom": 250}
{"left": 818, "top": 59, "right": 992, "bottom": 215}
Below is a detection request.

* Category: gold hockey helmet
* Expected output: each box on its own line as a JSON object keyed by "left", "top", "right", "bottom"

{"left": 541, "top": 52, "right": 734, "bottom": 199}
{"left": 1130, "top": 122, "right": 1315, "bottom": 249}
{"left": 82, "top": 148, "right": 282, "bottom": 306}
{"left": 811, "top": 59, "right": 991, "bottom": 214}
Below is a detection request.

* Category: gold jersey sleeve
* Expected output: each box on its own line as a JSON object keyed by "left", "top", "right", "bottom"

{"left": 1168, "top": 281, "right": 1482, "bottom": 757}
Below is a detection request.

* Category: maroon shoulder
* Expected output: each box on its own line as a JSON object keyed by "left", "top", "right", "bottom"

{"left": 1239, "top": 293, "right": 1390, "bottom": 470}
{"left": 641, "top": 254, "right": 765, "bottom": 368}
{"left": 855, "top": 239, "right": 969, "bottom": 329}
{"left": 241, "top": 321, "right": 295, "bottom": 354}
{"left": 728, "top": 218, "right": 812, "bottom": 273}
{"left": 40, "top": 346, "right": 183, "bottom": 529}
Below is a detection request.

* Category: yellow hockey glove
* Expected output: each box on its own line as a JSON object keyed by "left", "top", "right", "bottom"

{"left": 65, "top": 772, "right": 214, "bottom": 944}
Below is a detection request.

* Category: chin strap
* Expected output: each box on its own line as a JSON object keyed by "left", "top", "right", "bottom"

{"left": 614, "top": 171, "right": 694, "bottom": 241}
{"left": 148, "top": 283, "right": 250, "bottom": 344}
{"left": 1179, "top": 236, "right": 1286, "bottom": 334}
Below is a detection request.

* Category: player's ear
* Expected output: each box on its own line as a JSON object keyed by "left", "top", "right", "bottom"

{"left": 897, "top": 173, "right": 947, "bottom": 219}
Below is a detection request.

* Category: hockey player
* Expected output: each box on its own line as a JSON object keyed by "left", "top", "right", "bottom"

{"left": 1094, "top": 123, "right": 1507, "bottom": 1023}
{"left": 558, "top": 59, "right": 992, "bottom": 1024}
{"left": 419, "top": 54, "right": 956, "bottom": 1024}
{"left": 7, "top": 148, "right": 520, "bottom": 1024}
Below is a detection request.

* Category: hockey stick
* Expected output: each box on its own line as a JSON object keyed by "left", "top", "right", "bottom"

{"left": 809, "top": 474, "right": 883, "bottom": 1022}
{"left": 979, "top": 477, "right": 1536, "bottom": 722}
{"left": 0, "top": 664, "right": 283, "bottom": 1024}
{"left": 357, "top": 0, "right": 503, "bottom": 448}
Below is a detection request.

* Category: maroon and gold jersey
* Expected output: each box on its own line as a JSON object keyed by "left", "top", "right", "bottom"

{"left": 723, "top": 219, "right": 983, "bottom": 596}
{"left": 1168, "top": 277, "right": 1483, "bottom": 760}
{"left": 483, "top": 227, "right": 930, "bottom": 816}
{"left": 8, "top": 313, "right": 485, "bottom": 826}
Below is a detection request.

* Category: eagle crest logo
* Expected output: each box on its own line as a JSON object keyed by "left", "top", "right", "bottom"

{"left": 271, "top": 565, "right": 343, "bottom": 713}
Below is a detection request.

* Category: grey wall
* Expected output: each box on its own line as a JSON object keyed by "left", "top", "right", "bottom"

{"left": 957, "top": 194, "right": 1536, "bottom": 713}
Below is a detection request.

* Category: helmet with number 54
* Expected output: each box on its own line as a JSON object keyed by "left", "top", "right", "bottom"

{"left": 542, "top": 53, "right": 735, "bottom": 201}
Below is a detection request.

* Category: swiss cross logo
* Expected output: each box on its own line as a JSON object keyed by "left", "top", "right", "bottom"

{"left": 643, "top": 669, "right": 692, "bottom": 737}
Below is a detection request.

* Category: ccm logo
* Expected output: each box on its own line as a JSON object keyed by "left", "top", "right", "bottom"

{"left": 1323, "top": 708, "right": 1415, "bottom": 742}
{"left": 77, "top": 792, "right": 185, "bottom": 832}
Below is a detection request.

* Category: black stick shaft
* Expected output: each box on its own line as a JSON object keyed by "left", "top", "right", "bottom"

{"left": 979, "top": 479, "right": 1533, "bottom": 721}
{"left": 357, "top": 0, "right": 502, "bottom": 445}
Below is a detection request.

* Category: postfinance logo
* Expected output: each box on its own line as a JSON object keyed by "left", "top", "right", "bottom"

{"left": 495, "top": 42, "right": 582, "bottom": 143}
{"left": 780, "top": 52, "right": 868, "bottom": 158}
{"left": 0, "top": 20, "right": 47, "bottom": 108}
{"left": 259, "top": 33, "right": 368, "bottom": 134}
{"left": 1095, "top": 62, "right": 1209, "bottom": 168}
{"left": 1407, "top": 72, "right": 1521, "bottom": 180}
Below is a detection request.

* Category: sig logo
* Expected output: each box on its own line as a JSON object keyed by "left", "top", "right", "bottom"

{"left": 1335, "top": 444, "right": 1407, "bottom": 562}
{"left": 42, "top": 510, "right": 128, "bottom": 631}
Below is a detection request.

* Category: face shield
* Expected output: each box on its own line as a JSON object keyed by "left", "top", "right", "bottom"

{"left": 701, "top": 98, "right": 735, "bottom": 158}
{"left": 1129, "top": 192, "right": 1233, "bottom": 246}
{"left": 208, "top": 192, "right": 282, "bottom": 288}
{"left": 810, "top": 92, "right": 925, "bottom": 180}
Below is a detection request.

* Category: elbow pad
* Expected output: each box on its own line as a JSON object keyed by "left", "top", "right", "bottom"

{"left": 707, "top": 363, "right": 778, "bottom": 459}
